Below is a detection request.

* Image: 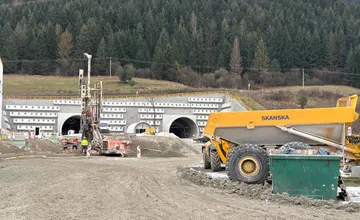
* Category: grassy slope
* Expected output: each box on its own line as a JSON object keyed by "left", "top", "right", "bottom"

{"left": 247, "top": 86, "right": 360, "bottom": 109}
{"left": 3, "top": 75, "right": 189, "bottom": 96}
{"left": 269, "top": 85, "right": 360, "bottom": 96}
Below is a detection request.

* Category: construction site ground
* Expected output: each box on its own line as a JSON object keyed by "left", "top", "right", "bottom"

{"left": 1, "top": 154, "right": 360, "bottom": 220}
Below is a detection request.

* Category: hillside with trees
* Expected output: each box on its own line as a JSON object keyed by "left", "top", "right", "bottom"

{"left": 1, "top": 0, "right": 360, "bottom": 88}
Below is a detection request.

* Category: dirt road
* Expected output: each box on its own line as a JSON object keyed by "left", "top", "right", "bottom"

{"left": 1, "top": 156, "right": 359, "bottom": 220}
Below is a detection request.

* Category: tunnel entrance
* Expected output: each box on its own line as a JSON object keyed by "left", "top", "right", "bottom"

{"left": 169, "top": 117, "right": 197, "bottom": 138}
{"left": 62, "top": 116, "right": 81, "bottom": 135}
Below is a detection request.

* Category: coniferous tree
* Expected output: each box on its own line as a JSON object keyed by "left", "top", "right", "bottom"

{"left": 13, "top": 18, "right": 28, "bottom": 60}
{"left": 95, "top": 38, "right": 107, "bottom": 74}
{"left": 144, "top": 10, "right": 157, "bottom": 56}
{"left": 172, "top": 22, "right": 190, "bottom": 65}
{"left": 2, "top": 23, "right": 18, "bottom": 73}
{"left": 251, "top": 38, "right": 270, "bottom": 84}
{"left": 230, "top": 36, "right": 243, "bottom": 75}
{"left": 325, "top": 31, "right": 338, "bottom": 69}
{"left": 345, "top": 47, "right": 360, "bottom": 87}
{"left": 217, "top": 18, "right": 231, "bottom": 69}
{"left": 106, "top": 30, "right": 116, "bottom": 58}
{"left": 152, "top": 29, "right": 172, "bottom": 79}
{"left": 56, "top": 31, "right": 73, "bottom": 75}
{"left": 75, "top": 24, "right": 91, "bottom": 58}
{"left": 0, "top": 0, "right": 360, "bottom": 87}
{"left": 335, "top": 29, "right": 346, "bottom": 68}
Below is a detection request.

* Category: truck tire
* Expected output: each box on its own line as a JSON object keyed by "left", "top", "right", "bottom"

{"left": 211, "top": 150, "right": 222, "bottom": 172}
{"left": 203, "top": 151, "right": 211, "bottom": 169}
{"left": 226, "top": 144, "right": 268, "bottom": 184}
{"left": 282, "top": 141, "right": 311, "bottom": 150}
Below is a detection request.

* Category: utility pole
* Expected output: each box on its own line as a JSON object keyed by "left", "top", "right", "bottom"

{"left": 109, "top": 57, "right": 112, "bottom": 78}
{"left": 302, "top": 68, "right": 305, "bottom": 89}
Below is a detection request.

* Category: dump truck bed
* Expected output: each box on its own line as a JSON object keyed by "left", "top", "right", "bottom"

{"left": 203, "top": 95, "right": 359, "bottom": 147}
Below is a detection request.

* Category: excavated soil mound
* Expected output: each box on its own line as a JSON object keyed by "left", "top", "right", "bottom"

{"left": 130, "top": 136, "right": 199, "bottom": 157}
{"left": 23, "top": 139, "right": 63, "bottom": 154}
{"left": 177, "top": 166, "right": 360, "bottom": 212}
{"left": 0, "top": 141, "right": 25, "bottom": 154}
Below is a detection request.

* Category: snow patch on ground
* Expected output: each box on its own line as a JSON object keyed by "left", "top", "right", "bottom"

{"left": 345, "top": 187, "right": 360, "bottom": 203}
{"left": 186, "top": 163, "right": 203, "bottom": 168}
{"left": 206, "top": 172, "right": 228, "bottom": 179}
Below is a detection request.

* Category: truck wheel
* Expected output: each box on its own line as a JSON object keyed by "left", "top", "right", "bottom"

{"left": 226, "top": 144, "right": 268, "bottom": 184}
{"left": 203, "top": 151, "right": 211, "bottom": 169}
{"left": 211, "top": 150, "right": 222, "bottom": 172}
{"left": 281, "top": 141, "right": 311, "bottom": 150}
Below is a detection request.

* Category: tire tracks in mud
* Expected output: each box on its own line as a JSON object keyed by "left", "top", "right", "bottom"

{"left": 1, "top": 157, "right": 360, "bottom": 220}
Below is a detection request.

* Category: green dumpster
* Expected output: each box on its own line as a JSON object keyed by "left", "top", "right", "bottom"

{"left": 270, "top": 154, "right": 341, "bottom": 200}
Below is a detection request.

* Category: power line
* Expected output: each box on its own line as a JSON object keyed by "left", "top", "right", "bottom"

{"left": 2, "top": 57, "right": 360, "bottom": 76}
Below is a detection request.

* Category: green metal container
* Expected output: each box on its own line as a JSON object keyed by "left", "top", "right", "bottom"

{"left": 270, "top": 154, "right": 341, "bottom": 200}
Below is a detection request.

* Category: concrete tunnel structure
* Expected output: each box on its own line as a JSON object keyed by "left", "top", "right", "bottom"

{"left": 1, "top": 94, "right": 247, "bottom": 138}
{"left": 164, "top": 116, "right": 198, "bottom": 138}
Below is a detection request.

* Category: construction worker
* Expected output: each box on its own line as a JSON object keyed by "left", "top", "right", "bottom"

{"left": 72, "top": 137, "right": 79, "bottom": 151}
{"left": 62, "top": 138, "right": 69, "bottom": 154}
{"left": 81, "top": 137, "right": 88, "bottom": 156}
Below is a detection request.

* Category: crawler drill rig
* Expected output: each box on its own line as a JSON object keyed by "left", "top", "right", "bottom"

{"left": 79, "top": 69, "right": 104, "bottom": 154}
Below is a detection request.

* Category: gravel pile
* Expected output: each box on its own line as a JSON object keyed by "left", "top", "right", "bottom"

{"left": 23, "top": 139, "right": 63, "bottom": 154}
{"left": 0, "top": 141, "right": 25, "bottom": 154}
{"left": 130, "top": 136, "right": 199, "bottom": 157}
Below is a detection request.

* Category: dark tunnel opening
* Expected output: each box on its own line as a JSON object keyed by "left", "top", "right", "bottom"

{"left": 62, "top": 116, "right": 81, "bottom": 135}
{"left": 169, "top": 117, "right": 197, "bottom": 138}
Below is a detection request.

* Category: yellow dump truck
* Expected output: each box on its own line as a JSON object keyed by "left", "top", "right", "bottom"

{"left": 202, "top": 95, "right": 360, "bottom": 184}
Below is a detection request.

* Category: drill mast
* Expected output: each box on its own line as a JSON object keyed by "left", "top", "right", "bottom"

{"left": 79, "top": 69, "right": 103, "bottom": 145}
